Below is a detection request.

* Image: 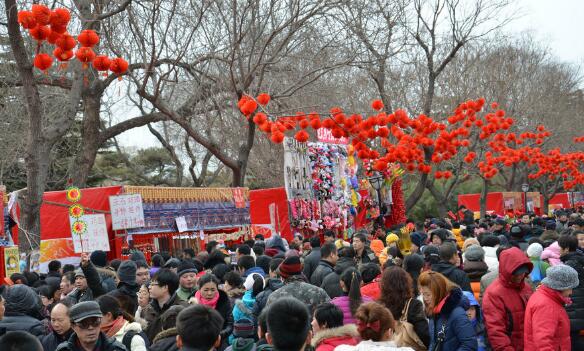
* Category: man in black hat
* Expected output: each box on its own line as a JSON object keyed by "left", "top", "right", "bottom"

{"left": 56, "top": 301, "right": 125, "bottom": 351}
{"left": 176, "top": 260, "right": 198, "bottom": 302}
{"left": 107, "top": 260, "right": 140, "bottom": 315}
{"left": 491, "top": 218, "right": 509, "bottom": 238}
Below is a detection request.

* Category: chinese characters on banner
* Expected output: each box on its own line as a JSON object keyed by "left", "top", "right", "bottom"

{"left": 109, "top": 194, "right": 145, "bottom": 230}
{"left": 175, "top": 216, "right": 188, "bottom": 233}
{"left": 232, "top": 188, "right": 246, "bottom": 209}
{"left": 69, "top": 214, "right": 110, "bottom": 253}
{"left": 317, "top": 128, "right": 349, "bottom": 145}
{"left": 4, "top": 246, "right": 19, "bottom": 276}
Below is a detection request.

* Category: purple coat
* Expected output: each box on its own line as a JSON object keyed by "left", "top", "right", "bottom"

{"left": 331, "top": 295, "right": 373, "bottom": 325}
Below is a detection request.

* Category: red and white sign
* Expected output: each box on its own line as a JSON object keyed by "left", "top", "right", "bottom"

{"left": 232, "top": 188, "right": 246, "bottom": 208}
{"left": 109, "top": 194, "right": 145, "bottom": 230}
{"left": 317, "top": 128, "right": 349, "bottom": 144}
{"left": 70, "top": 214, "right": 110, "bottom": 253}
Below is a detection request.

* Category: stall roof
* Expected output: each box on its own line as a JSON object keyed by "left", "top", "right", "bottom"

{"left": 124, "top": 186, "right": 249, "bottom": 203}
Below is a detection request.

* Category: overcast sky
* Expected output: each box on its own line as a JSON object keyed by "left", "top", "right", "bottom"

{"left": 118, "top": 0, "right": 584, "bottom": 148}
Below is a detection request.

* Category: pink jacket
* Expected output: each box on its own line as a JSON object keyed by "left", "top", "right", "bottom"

{"left": 331, "top": 295, "right": 373, "bottom": 325}
{"left": 541, "top": 242, "right": 562, "bottom": 266}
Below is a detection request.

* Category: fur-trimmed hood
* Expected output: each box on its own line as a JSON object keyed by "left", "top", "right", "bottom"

{"left": 153, "top": 327, "right": 178, "bottom": 344}
{"left": 311, "top": 324, "right": 360, "bottom": 347}
{"left": 434, "top": 286, "right": 467, "bottom": 316}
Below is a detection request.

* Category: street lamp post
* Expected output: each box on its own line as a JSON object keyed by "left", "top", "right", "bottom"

{"left": 521, "top": 183, "right": 530, "bottom": 213}
{"left": 368, "top": 172, "right": 385, "bottom": 218}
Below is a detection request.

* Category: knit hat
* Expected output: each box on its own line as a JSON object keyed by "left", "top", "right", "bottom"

{"left": 422, "top": 245, "right": 440, "bottom": 263}
{"left": 74, "top": 268, "right": 85, "bottom": 278}
{"left": 385, "top": 233, "right": 399, "bottom": 245}
{"left": 542, "top": 265, "right": 579, "bottom": 291}
{"left": 69, "top": 301, "right": 103, "bottom": 323}
{"left": 278, "top": 256, "right": 302, "bottom": 279}
{"left": 177, "top": 260, "right": 198, "bottom": 278}
{"left": 465, "top": 245, "right": 485, "bottom": 262}
{"left": 545, "top": 220, "right": 556, "bottom": 230}
{"left": 164, "top": 258, "right": 181, "bottom": 269}
{"left": 117, "top": 260, "right": 137, "bottom": 285}
{"left": 410, "top": 232, "right": 427, "bottom": 248}
{"left": 403, "top": 253, "right": 425, "bottom": 273}
{"left": 129, "top": 251, "right": 147, "bottom": 263}
{"left": 4, "top": 284, "right": 40, "bottom": 315}
{"left": 244, "top": 273, "right": 264, "bottom": 291}
{"left": 370, "top": 239, "right": 385, "bottom": 256}
{"left": 266, "top": 234, "right": 286, "bottom": 252}
{"left": 264, "top": 248, "right": 279, "bottom": 257}
{"left": 462, "top": 238, "right": 480, "bottom": 252}
{"left": 285, "top": 249, "right": 300, "bottom": 258}
{"left": 90, "top": 250, "right": 107, "bottom": 267}
{"left": 233, "top": 318, "right": 255, "bottom": 338}
{"left": 526, "top": 243, "right": 544, "bottom": 258}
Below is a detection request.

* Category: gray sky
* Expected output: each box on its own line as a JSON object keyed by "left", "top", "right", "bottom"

{"left": 118, "top": 0, "right": 584, "bottom": 148}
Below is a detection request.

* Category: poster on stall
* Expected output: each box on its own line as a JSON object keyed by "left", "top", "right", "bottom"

{"left": 175, "top": 216, "right": 188, "bottom": 233}
{"left": 70, "top": 214, "right": 110, "bottom": 253}
{"left": 232, "top": 188, "right": 246, "bottom": 208}
{"left": 109, "top": 194, "right": 145, "bottom": 230}
{"left": 4, "top": 246, "right": 19, "bottom": 276}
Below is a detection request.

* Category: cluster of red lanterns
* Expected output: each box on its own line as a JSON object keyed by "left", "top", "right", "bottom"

{"left": 18, "top": 4, "right": 128, "bottom": 77}
{"left": 237, "top": 93, "right": 584, "bottom": 189}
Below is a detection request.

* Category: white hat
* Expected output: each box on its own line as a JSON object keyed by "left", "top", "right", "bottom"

{"left": 243, "top": 273, "right": 264, "bottom": 291}
{"left": 526, "top": 243, "right": 543, "bottom": 258}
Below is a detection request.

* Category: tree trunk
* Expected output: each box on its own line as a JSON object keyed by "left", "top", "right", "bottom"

{"left": 480, "top": 177, "right": 489, "bottom": 218}
{"left": 70, "top": 94, "right": 102, "bottom": 187}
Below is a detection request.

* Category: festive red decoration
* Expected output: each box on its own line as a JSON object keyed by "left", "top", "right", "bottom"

{"left": 53, "top": 47, "right": 74, "bottom": 61}
{"left": 385, "top": 178, "right": 406, "bottom": 227}
{"left": 75, "top": 47, "right": 96, "bottom": 67}
{"left": 371, "top": 99, "right": 384, "bottom": 111}
{"left": 109, "top": 57, "right": 129, "bottom": 76}
{"left": 49, "top": 8, "right": 71, "bottom": 27}
{"left": 77, "top": 29, "right": 99, "bottom": 47}
{"left": 294, "top": 130, "right": 309, "bottom": 143}
{"left": 29, "top": 25, "right": 51, "bottom": 42}
{"left": 92, "top": 55, "right": 111, "bottom": 72}
{"left": 50, "top": 24, "right": 67, "bottom": 34}
{"left": 257, "top": 93, "right": 270, "bottom": 105}
{"left": 17, "top": 10, "right": 36, "bottom": 29}
{"left": 270, "top": 132, "right": 285, "bottom": 144}
{"left": 34, "top": 53, "right": 53, "bottom": 72}
{"left": 253, "top": 112, "right": 268, "bottom": 125}
{"left": 55, "top": 34, "right": 76, "bottom": 50}
{"left": 31, "top": 4, "right": 51, "bottom": 26}
{"left": 47, "top": 29, "right": 61, "bottom": 44}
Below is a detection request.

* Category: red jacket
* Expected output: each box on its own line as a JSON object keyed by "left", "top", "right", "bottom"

{"left": 360, "top": 277, "right": 381, "bottom": 300}
{"left": 482, "top": 247, "right": 533, "bottom": 351}
{"left": 311, "top": 324, "right": 360, "bottom": 351}
{"left": 524, "top": 285, "right": 571, "bottom": 351}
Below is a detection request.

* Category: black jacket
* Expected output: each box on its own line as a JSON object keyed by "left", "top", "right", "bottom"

{"left": 108, "top": 282, "right": 140, "bottom": 315}
{"left": 355, "top": 247, "right": 378, "bottom": 266}
{"left": 561, "top": 251, "right": 584, "bottom": 350}
{"left": 56, "top": 332, "right": 126, "bottom": 351}
{"left": 215, "top": 290, "right": 234, "bottom": 350}
{"left": 302, "top": 247, "right": 321, "bottom": 281}
{"left": 143, "top": 293, "right": 188, "bottom": 342}
{"left": 252, "top": 278, "right": 283, "bottom": 318}
{"left": 0, "top": 314, "right": 47, "bottom": 337}
{"left": 431, "top": 261, "right": 472, "bottom": 292}
{"left": 41, "top": 329, "right": 74, "bottom": 351}
{"left": 320, "top": 257, "right": 356, "bottom": 299}
{"left": 310, "top": 260, "right": 335, "bottom": 287}
{"left": 151, "top": 327, "right": 179, "bottom": 351}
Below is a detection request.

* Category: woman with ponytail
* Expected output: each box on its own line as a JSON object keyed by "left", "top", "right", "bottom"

{"left": 331, "top": 268, "right": 372, "bottom": 325}
{"left": 96, "top": 295, "right": 148, "bottom": 351}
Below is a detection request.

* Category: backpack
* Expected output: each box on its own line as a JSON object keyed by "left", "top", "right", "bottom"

{"left": 530, "top": 260, "right": 544, "bottom": 284}
{"left": 122, "top": 330, "right": 150, "bottom": 351}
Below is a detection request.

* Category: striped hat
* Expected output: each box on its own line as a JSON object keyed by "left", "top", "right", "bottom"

{"left": 278, "top": 256, "right": 302, "bottom": 279}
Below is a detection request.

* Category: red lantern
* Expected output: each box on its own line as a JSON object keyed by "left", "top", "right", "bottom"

{"left": 294, "top": 130, "right": 309, "bottom": 143}
{"left": 252, "top": 112, "right": 268, "bottom": 125}
{"left": 92, "top": 55, "right": 111, "bottom": 73}
{"left": 309, "top": 118, "right": 321, "bottom": 130}
{"left": 371, "top": 99, "right": 384, "bottom": 111}
{"left": 17, "top": 11, "right": 36, "bottom": 29}
{"left": 47, "top": 30, "right": 61, "bottom": 44}
{"left": 50, "top": 8, "right": 71, "bottom": 27}
{"left": 53, "top": 47, "right": 74, "bottom": 61}
{"left": 55, "top": 34, "right": 77, "bottom": 50}
{"left": 34, "top": 53, "right": 53, "bottom": 72}
{"left": 109, "top": 57, "right": 129, "bottom": 77}
{"left": 270, "top": 132, "right": 285, "bottom": 144}
{"left": 50, "top": 24, "right": 68, "bottom": 34}
{"left": 75, "top": 47, "right": 96, "bottom": 68}
{"left": 257, "top": 93, "right": 270, "bottom": 105}
{"left": 31, "top": 4, "right": 51, "bottom": 26}
{"left": 77, "top": 29, "right": 99, "bottom": 47}
{"left": 29, "top": 25, "right": 51, "bottom": 42}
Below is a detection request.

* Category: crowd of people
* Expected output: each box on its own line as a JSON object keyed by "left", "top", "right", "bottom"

{"left": 0, "top": 208, "right": 583, "bottom": 351}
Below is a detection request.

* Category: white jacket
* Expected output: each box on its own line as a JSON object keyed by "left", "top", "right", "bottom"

{"left": 335, "top": 340, "right": 414, "bottom": 351}
{"left": 482, "top": 246, "right": 499, "bottom": 272}
{"left": 112, "top": 320, "right": 147, "bottom": 351}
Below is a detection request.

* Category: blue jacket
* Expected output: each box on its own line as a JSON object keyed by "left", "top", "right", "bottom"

{"left": 243, "top": 267, "right": 266, "bottom": 279}
{"left": 428, "top": 287, "right": 477, "bottom": 351}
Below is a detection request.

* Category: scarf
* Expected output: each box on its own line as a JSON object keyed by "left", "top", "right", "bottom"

{"left": 195, "top": 290, "right": 219, "bottom": 309}
{"left": 101, "top": 316, "right": 126, "bottom": 338}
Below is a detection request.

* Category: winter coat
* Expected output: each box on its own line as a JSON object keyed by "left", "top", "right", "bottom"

{"left": 252, "top": 278, "right": 283, "bottom": 318}
{"left": 355, "top": 247, "right": 378, "bottom": 266}
{"left": 560, "top": 251, "right": 584, "bottom": 350}
{"left": 360, "top": 278, "right": 381, "bottom": 300}
{"left": 66, "top": 262, "right": 113, "bottom": 304}
{"left": 464, "top": 261, "right": 489, "bottom": 301}
{"left": 479, "top": 270, "right": 498, "bottom": 304}
{"left": 216, "top": 289, "right": 235, "bottom": 348}
{"left": 107, "top": 282, "right": 140, "bottom": 315}
{"left": 541, "top": 241, "right": 562, "bottom": 266}
{"left": 482, "top": 246, "right": 499, "bottom": 272}
{"left": 150, "top": 327, "right": 179, "bottom": 351}
{"left": 96, "top": 266, "right": 118, "bottom": 292}
{"left": 41, "top": 329, "right": 74, "bottom": 351}
{"left": 310, "top": 324, "right": 360, "bottom": 351}
{"left": 233, "top": 290, "right": 256, "bottom": 322}
{"left": 310, "top": 260, "right": 335, "bottom": 287}
{"left": 176, "top": 285, "right": 197, "bottom": 302}
{"left": 431, "top": 261, "right": 473, "bottom": 292}
{"left": 110, "top": 320, "right": 147, "bottom": 351}
{"left": 0, "top": 314, "right": 46, "bottom": 337}
{"left": 242, "top": 267, "right": 266, "bottom": 279}
{"left": 482, "top": 247, "right": 533, "bottom": 351}
{"left": 303, "top": 247, "right": 321, "bottom": 281}
{"left": 524, "top": 285, "right": 571, "bottom": 351}
{"left": 142, "top": 293, "right": 188, "bottom": 342}
{"left": 428, "top": 287, "right": 477, "bottom": 351}
{"left": 335, "top": 340, "right": 414, "bottom": 351}
{"left": 56, "top": 332, "right": 126, "bottom": 351}
{"left": 320, "top": 257, "right": 356, "bottom": 299}
{"left": 266, "top": 275, "right": 330, "bottom": 315}
{"left": 330, "top": 295, "right": 373, "bottom": 325}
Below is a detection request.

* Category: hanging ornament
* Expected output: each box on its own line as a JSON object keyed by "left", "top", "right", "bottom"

{"left": 71, "top": 220, "right": 87, "bottom": 236}
{"left": 55, "top": 34, "right": 77, "bottom": 51}
{"left": 49, "top": 8, "right": 71, "bottom": 27}
{"left": 75, "top": 47, "right": 96, "bottom": 69}
{"left": 47, "top": 29, "right": 61, "bottom": 44}
{"left": 109, "top": 57, "right": 129, "bottom": 79}
{"left": 33, "top": 53, "right": 53, "bottom": 73}
{"left": 17, "top": 11, "right": 37, "bottom": 29}
{"left": 69, "top": 204, "right": 85, "bottom": 218}
{"left": 29, "top": 25, "right": 51, "bottom": 42}
{"left": 257, "top": 93, "right": 270, "bottom": 105}
{"left": 31, "top": 4, "right": 51, "bottom": 26}
{"left": 92, "top": 55, "right": 111, "bottom": 76}
{"left": 66, "top": 186, "right": 82, "bottom": 202}
{"left": 77, "top": 29, "right": 99, "bottom": 47}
